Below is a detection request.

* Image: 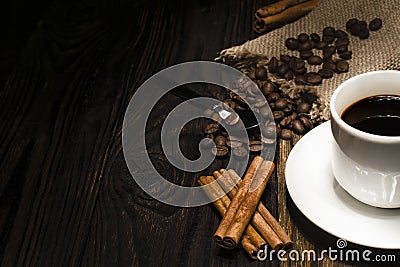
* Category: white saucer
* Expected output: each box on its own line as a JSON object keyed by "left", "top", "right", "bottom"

{"left": 285, "top": 121, "right": 400, "bottom": 249}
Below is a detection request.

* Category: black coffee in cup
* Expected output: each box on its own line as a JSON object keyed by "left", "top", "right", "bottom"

{"left": 341, "top": 95, "right": 400, "bottom": 136}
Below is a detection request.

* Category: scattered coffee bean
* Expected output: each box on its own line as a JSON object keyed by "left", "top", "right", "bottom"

{"left": 369, "top": 18, "right": 382, "bottom": 31}
{"left": 249, "top": 140, "right": 263, "bottom": 152}
{"left": 323, "top": 60, "right": 336, "bottom": 72}
{"left": 255, "top": 66, "right": 268, "bottom": 80}
{"left": 300, "top": 50, "right": 313, "bottom": 59}
{"left": 277, "top": 64, "right": 290, "bottom": 76}
{"left": 292, "top": 120, "right": 306, "bottom": 134}
{"left": 204, "top": 123, "right": 219, "bottom": 134}
{"left": 299, "top": 116, "right": 312, "bottom": 130}
{"left": 275, "top": 98, "right": 289, "bottom": 110}
{"left": 294, "top": 67, "right": 307, "bottom": 75}
{"left": 336, "top": 45, "right": 348, "bottom": 53}
{"left": 306, "top": 72, "right": 323, "bottom": 85}
{"left": 318, "top": 68, "right": 334, "bottom": 79}
{"left": 273, "top": 111, "right": 285, "bottom": 121}
{"left": 261, "top": 122, "right": 276, "bottom": 138}
{"left": 295, "top": 75, "right": 307, "bottom": 85}
{"left": 323, "top": 46, "right": 336, "bottom": 59}
{"left": 213, "top": 146, "right": 229, "bottom": 157}
{"left": 334, "top": 29, "right": 348, "bottom": 39}
{"left": 214, "top": 135, "right": 226, "bottom": 146}
{"left": 336, "top": 60, "right": 349, "bottom": 73}
{"left": 232, "top": 146, "right": 247, "bottom": 157}
{"left": 226, "top": 136, "right": 243, "bottom": 148}
{"left": 280, "top": 54, "right": 292, "bottom": 63}
{"left": 296, "top": 102, "right": 311, "bottom": 113}
{"left": 308, "top": 55, "right": 323, "bottom": 65}
{"left": 285, "top": 37, "right": 300, "bottom": 50}
{"left": 322, "top": 35, "right": 335, "bottom": 43}
{"left": 298, "top": 41, "right": 313, "bottom": 51}
{"left": 310, "top": 33, "right": 320, "bottom": 42}
{"left": 268, "top": 57, "right": 279, "bottom": 73}
{"left": 283, "top": 70, "right": 294, "bottom": 80}
{"left": 260, "top": 106, "right": 271, "bottom": 119}
{"left": 280, "top": 129, "right": 293, "bottom": 140}
{"left": 262, "top": 82, "right": 276, "bottom": 95}
{"left": 358, "top": 28, "right": 370, "bottom": 39}
{"left": 323, "top": 26, "right": 335, "bottom": 36}
{"left": 339, "top": 50, "right": 352, "bottom": 60}
{"left": 316, "top": 41, "right": 328, "bottom": 50}
{"left": 298, "top": 33, "right": 309, "bottom": 43}
{"left": 346, "top": 18, "right": 358, "bottom": 30}
{"left": 267, "top": 92, "right": 280, "bottom": 102}
{"left": 280, "top": 116, "right": 293, "bottom": 128}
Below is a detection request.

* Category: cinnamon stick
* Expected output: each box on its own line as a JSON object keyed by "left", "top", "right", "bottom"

{"left": 256, "top": 0, "right": 311, "bottom": 18}
{"left": 254, "top": 0, "right": 320, "bottom": 33}
{"left": 198, "top": 176, "right": 266, "bottom": 257}
{"left": 222, "top": 160, "right": 275, "bottom": 249}
{"left": 216, "top": 170, "right": 292, "bottom": 250}
{"left": 213, "top": 156, "right": 263, "bottom": 248}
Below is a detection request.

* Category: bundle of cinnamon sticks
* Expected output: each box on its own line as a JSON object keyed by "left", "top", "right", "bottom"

{"left": 254, "top": 0, "right": 321, "bottom": 34}
{"left": 199, "top": 156, "right": 292, "bottom": 259}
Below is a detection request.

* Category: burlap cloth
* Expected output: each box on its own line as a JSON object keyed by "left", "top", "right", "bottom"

{"left": 216, "top": 0, "right": 400, "bottom": 122}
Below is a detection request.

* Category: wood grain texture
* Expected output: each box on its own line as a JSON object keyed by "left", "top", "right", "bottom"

{"left": 0, "top": 0, "right": 397, "bottom": 266}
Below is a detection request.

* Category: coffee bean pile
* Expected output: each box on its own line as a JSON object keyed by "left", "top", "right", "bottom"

{"left": 346, "top": 18, "right": 382, "bottom": 39}
{"left": 205, "top": 18, "right": 383, "bottom": 157}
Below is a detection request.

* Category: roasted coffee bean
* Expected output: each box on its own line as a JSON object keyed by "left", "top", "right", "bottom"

{"left": 280, "top": 129, "right": 293, "bottom": 140}
{"left": 262, "top": 82, "right": 276, "bottom": 95}
{"left": 323, "top": 46, "right": 336, "bottom": 59}
{"left": 323, "top": 26, "right": 335, "bottom": 36}
{"left": 223, "top": 99, "right": 236, "bottom": 109}
{"left": 318, "top": 68, "right": 334, "bottom": 79}
{"left": 261, "top": 123, "right": 276, "bottom": 138}
{"left": 336, "top": 60, "right": 349, "bottom": 73}
{"left": 358, "top": 28, "right": 370, "bottom": 39}
{"left": 292, "top": 120, "right": 306, "bottom": 134}
{"left": 213, "top": 146, "right": 229, "bottom": 157}
{"left": 285, "top": 37, "right": 300, "bottom": 50}
{"left": 294, "top": 59, "right": 305, "bottom": 69}
{"left": 280, "top": 54, "right": 292, "bottom": 63}
{"left": 247, "top": 68, "right": 256, "bottom": 79}
{"left": 346, "top": 18, "right": 358, "bottom": 30}
{"left": 233, "top": 95, "right": 248, "bottom": 107}
{"left": 275, "top": 98, "right": 289, "bottom": 110}
{"left": 300, "top": 50, "right": 313, "bottom": 59}
{"left": 339, "top": 50, "right": 352, "bottom": 60}
{"left": 369, "top": 18, "right": 382, "bottom": 31}
{"left": 298, "top": 33, "right": 309, "bottom": 43}
{"left": 226, "top": 136, "right": 243, "bottom": 148}
{"left": 255, "top": 66, "right": 268, "bottom": 80}
{"left": 260, "top": 106, "right": 272, "bottom": 119}
{"left": 299, "top": 116, "right": 312, "bottom": 130}
{"left": 204, "top": 123, "right": 219, "bottom": 134}
{"left": 201, "top": 134, "right": 215, "bottom": 148}
{"left": 310, "top": 33, "right": 320, "bottom": 42}
{"left": 232, "top": 146, "right": 247, "bottom": 157}
{"left": 323, "top": 60, "right": 336, "bottom": 72}
{"left": 276, "top": 64, "right": 290, "bottom": 77}
{"left": 310, "top": 40, "right": 318, "bottom": 49}
{"left": 203, "top": 109, "right": 213, "bottom": 117}
{"left": 294, "top": 67, "right": 307, "bottom": 75}
{"left": 296, "top": 102, "right": 311, "bottom": 113}
{"left": 298, "top": 41, "right": 312, "bottom": 51}
{"left": 283, "top": 70, "right": 294, "bottom": 80}
{"left": 275, "top": 124, "right": 282, "bottom": 138}
{"left": 267, "top": 92, "right": 280, "bottom": 102}
{"left": 335, "top": 29, "right": 348, "bottom": 39}
{"left": 358, "top": 20, "right": 368, "bottom": 28}
{"left": 283, "top": 103, "right": 294, "bottom": 115}
{"left": 335, "top": 38, "right": 349, "bottom": 47}
{"left": 316, "top": 41, "right": 328, "bottom": 50}
{"left": 249, "top": 140, "right": 263, "bottom": 152}
{"left": 336, "top": 45, "right": 348, "bottom": 53}
{"left": 273, "top": 111, "right": 285, "bottom": 121}
{"left": 268, "top": 57, "right": 279, "bottom": 73}
{"left": 280, "top": 116, "right": 293, "bottom": 128}
{"left": 306, "top": 72, "right": 323, "bottom": 85}
{"left": 308, "top": 55, "right": 323, "bottom": 65}
{"left": 295, "top": 75, "right": 307, "bottom": 85}
{"left": 322, "top": 35, "right": 335, "bottom": 43}
{"left": 214, "top": 135, "right": 226, "bottom": 146}
{"left": 221, "top": 131, "right": 228, "bottom": 137}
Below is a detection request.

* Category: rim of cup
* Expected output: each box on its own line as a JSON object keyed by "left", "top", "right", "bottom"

{"left": 330, "top": 70, "right": 400, "bottom": 144}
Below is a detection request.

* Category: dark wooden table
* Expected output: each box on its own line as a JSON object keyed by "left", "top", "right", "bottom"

{"left": 1, "top": 0, "right": 399, "bottom": 266}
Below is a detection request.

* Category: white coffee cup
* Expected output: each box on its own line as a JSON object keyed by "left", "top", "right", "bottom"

{"left": 330, "top": 70, "right": 400, "bottom": 208}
